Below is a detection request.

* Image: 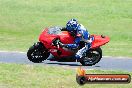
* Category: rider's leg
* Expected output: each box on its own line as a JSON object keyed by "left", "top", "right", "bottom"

{"left": 75, "top": 43, "right": 91, "bottom": 60}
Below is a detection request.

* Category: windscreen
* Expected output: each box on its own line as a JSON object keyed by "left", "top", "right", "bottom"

{"left": 48, "top": 26, "right": 62, "bottom": 35}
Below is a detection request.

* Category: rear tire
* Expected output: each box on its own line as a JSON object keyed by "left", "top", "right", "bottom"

{"left": 27, "top": 42, "right": 50, "bottom": 63}
{"left": 80, "top": 48, "right": 102, "bottom": 66}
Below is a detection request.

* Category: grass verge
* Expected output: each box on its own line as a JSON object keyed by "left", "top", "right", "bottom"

{"left": 0, "top": 63, "right": 131, "bottom": 88}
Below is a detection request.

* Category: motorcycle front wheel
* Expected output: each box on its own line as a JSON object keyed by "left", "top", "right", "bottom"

{"left": 27, "top": 42, "right": 50, "bottom": 63}
{"left": 80, "top": 48, "right": 102, "bottom": 66}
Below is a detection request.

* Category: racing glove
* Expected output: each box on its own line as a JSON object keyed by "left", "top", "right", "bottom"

{"left": 58, "top": 41, "right": 69, "bottom": 48}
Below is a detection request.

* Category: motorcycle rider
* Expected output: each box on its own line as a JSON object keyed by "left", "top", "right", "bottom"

{"left": 59, "top": 19, "right": 93, "bottom": 60}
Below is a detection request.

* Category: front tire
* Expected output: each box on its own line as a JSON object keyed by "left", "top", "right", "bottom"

{"left": 27, "top": 42, "right": 50, "bottom": 63}
{"left": 80, "top": 48, "right": 102, "bottom": 66}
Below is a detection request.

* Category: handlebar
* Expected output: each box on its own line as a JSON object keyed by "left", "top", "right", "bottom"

{"left": 52, "top": 38, "right": 61, "bottom": 48}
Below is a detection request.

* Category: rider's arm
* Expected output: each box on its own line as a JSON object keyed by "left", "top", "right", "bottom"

{"left": 64, "top": 27, "right": 86, "bottom": 49}
{"left": 64, "top": 37, "right": 81, "bottom": 49}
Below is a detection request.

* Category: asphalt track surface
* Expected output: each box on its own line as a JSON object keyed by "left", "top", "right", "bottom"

{"left": 0, "top": 51, "right": 132, "bottom": 72}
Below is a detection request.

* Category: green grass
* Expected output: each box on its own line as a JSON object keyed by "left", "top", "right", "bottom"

{"left": 0, "top": 0, "right": 132, "bottom": 57}
{"left": 0, "top": 1, "right": 132, "bottom": 87}
{"left": 0, "top": 63, "right": 131, "bottom": 88}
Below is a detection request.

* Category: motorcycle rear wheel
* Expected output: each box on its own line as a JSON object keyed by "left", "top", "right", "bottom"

{"left": 27, "top": 42, "right": 50, "bottom": 63}
{"left": 80, "top": 48, "right": 102, "bottom": 66}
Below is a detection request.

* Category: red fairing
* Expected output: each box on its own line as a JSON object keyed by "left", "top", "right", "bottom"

{"left": 91, "top": 35, "right": 110, "bottom": 49}
{"left": 39, "top": 28, "right": 75, "bottom": 58}
{"left": 39, "top": 27, "right": 110, "bottom": 58}
{"left": 39, "top": 28, "right": 59, "bottom": 49}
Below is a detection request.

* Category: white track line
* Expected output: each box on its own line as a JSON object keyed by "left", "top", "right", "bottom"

{"left": 0, "top": 50, "right": 131, "bottom": 59}
{"left": 0, "top": 51, "right": 26, "bottom": 54}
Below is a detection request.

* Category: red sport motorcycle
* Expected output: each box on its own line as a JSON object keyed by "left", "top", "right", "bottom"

{"left": 27, "top": 26, "right": 110, "bottom": 66}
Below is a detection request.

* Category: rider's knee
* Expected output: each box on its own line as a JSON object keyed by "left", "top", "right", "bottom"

{"left": 75, "top": 54, "right": 81, "bottom": 60}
